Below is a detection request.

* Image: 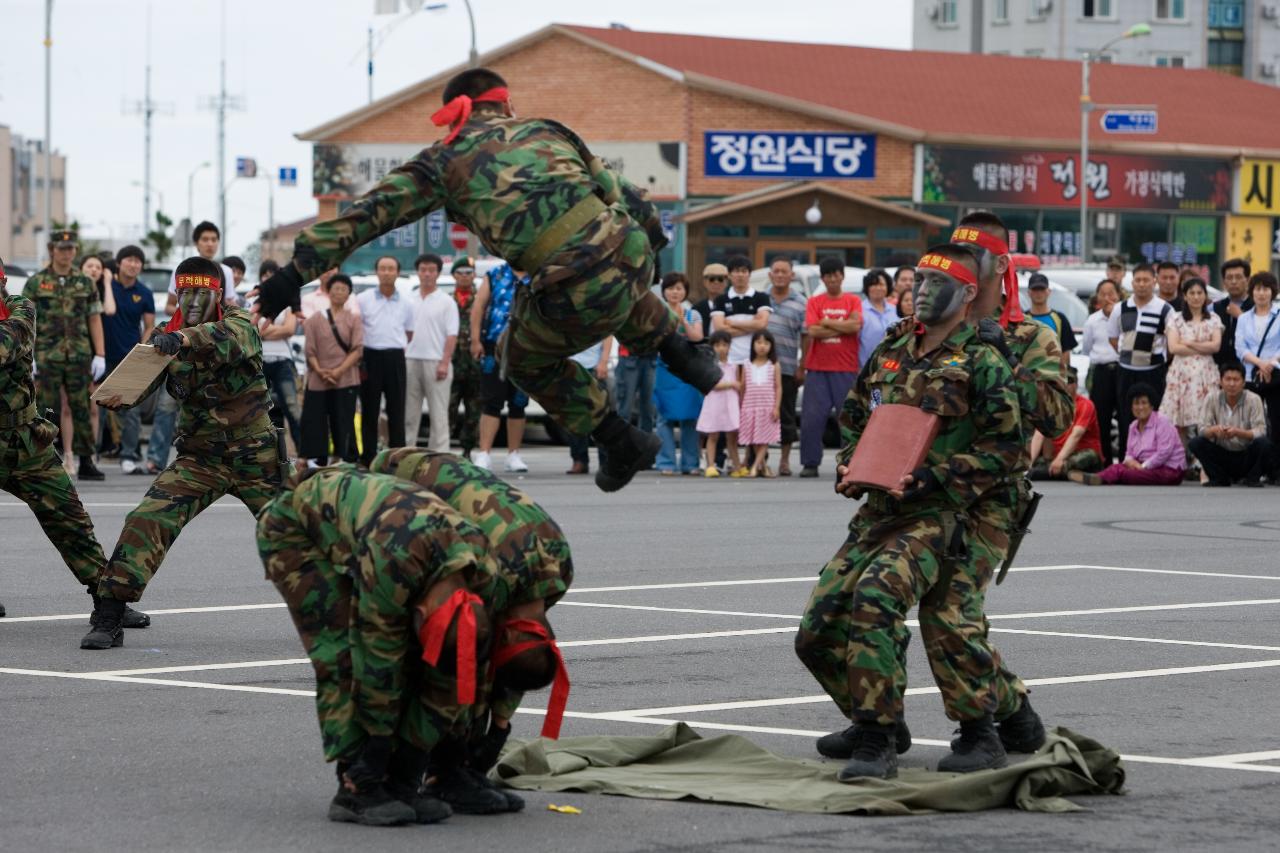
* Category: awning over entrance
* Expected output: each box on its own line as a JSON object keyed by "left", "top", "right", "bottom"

{"left": 678, "top": 181, "right": 950, "bottom": 277}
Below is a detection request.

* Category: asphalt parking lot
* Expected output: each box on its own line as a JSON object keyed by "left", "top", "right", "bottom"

{"left": 3, "top": 446, "right": 1279, "bottom": 852}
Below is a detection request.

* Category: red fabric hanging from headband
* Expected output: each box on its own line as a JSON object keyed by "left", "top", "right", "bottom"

{"left": 0, "top": 301, "right": 9, "bottom": 322}
{"left": 951, "top": 227, "right": 1025, "bottom": 327}
{"left": 492, "top": 617, "right": 570, "bottom": 739}
{"left": 419, "top": 588, "right": 483, "bottom": 705}
{"left": 431, "top": 86, "right": 510, "bottom": 145}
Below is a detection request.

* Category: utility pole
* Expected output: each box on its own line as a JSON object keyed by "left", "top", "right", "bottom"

{"left": 42, "top": 0, "right": 52, "bottom": 245}
{"left": 198, "top": 0, "right": 243, "bottom": 242}
{"left": 124, "top": 6, "right": 174, "bottom": 239}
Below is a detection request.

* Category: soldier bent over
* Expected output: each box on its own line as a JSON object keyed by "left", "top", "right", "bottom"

{"left": 83, "top": 257, "right": 282, "bottom": 649}
{"left": 795, "top": 244, "right": 1022, "bottom": 780}
{"left": 258, "top": 68, "right": 720, "bottom": 492}
{"left": 371, "top": 448, "right": 573, "bottom": 814}
{"left": 0, "top": 260, "right": 147, "bottom": 628}
{"left": 257, "top": 466, "right": 556, "bottom": 826}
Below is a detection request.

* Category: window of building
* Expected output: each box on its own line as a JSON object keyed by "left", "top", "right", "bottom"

{"left": 994, "top": 0, "right": 1010, "bottom": 22}
{"left": 1208, "top": 38, "right": 1245, "bottom": 74}
{"left": 1155, "top": 0, "right": 1186, "bottom": 19}
{"left": 939, "top": 0, "right": 957, "bottom": 24}
{"left": 1153, "top": 54, "right": 1186, "bottom": 68}
{"left": 1082, "top": 0, "right": 1113, "bottom": 18}
{"left": 1119, "top": 213, "right": 1171, "bottom": 261}
{"left": 1025, "top": 48, "right": 1045, "bottom": 57}
{"left": 1208, "top": 0, "right": 1245, "bottom": 28}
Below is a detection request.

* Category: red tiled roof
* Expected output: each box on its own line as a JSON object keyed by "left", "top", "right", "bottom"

{"left": 566, "top": 25, "right": 1280, "bottom": 156}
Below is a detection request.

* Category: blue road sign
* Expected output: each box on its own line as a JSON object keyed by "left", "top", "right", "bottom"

{"left": 1101, "top": 110, "right": 1158, "bottom": 134}
{"left": 278, "top": 167, "right": 297, "bottom": 186}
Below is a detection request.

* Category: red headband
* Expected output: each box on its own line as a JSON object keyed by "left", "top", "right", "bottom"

{"left": 917, "top": 253, "right": 978, "bottom": 287}
{"left": 419, "top": 588, "right": 483, "bottom": 705}
{"left": 431, "top": 86, "right": 510, "bottom": 145}
{"left": 164, "top": 274, "right": 225, "bottom": 332}
{"left": 951, "top": 227, "right": 1025, "bottom": 327}
{"left": 492, "top": 617, "right": 570, "bottom": 739}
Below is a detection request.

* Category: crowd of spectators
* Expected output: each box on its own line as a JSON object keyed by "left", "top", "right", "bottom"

{"left": 33, "top": 224, "right": 1280, "bottom": 490}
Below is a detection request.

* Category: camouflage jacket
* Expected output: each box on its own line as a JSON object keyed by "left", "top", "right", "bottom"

{"left": 257, "top": 466, "right": 506, "bottom": 739}
{"left": 22, "top": 269, "right": 101, "bottom": 363}
{"left": 1002, "top": 316, "right": 1074, "bottom": 449}
{"left": 837, "top": 322, "right": 1021, "bottom": 516}
{"left": 370, "top": 448, "right": 573, "bottom": 607}
{"left": 292, "top": 112, "right": 663, "bottom": 289}
{"left": 137, "top": 307, "right": 273, "bottom": 442}
{"left": 0, "top": 295, "right": 37, "bottom": 419}
{"left": 452, "top": 288, "right": 478, "bottom": 371}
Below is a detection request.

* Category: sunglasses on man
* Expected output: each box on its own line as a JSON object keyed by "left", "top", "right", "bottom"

{"left": 704, "top": 275, "right": 726, "bottom": 282}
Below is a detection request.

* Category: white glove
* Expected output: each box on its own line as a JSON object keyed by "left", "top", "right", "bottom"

{"left": 91, "top": 355, "right": 106, "bottom": 382}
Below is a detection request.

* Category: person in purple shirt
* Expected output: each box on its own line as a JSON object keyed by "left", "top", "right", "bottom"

{"left": 1069, "top": 383, "right": 1184, "bottom": 486}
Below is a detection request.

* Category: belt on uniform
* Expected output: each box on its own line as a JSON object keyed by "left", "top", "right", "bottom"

{"left": 0, "top": 403, "right": 37, "bottom": 429}
{"left": 516, "top": 194, "right": 607, "bottom": 275}
{"left": 184, "top": 415, "right": 275, "bottom": 445}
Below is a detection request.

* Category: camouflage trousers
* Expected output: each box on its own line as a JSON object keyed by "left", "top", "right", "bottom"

{"left": 952, "top": 494, "right": 1030, "bottom": 721}
{"left": 97, "top": 435, "right": 280, "bottom": 602}
{"left": 796, "top": 509, "right": 1013, "bottom": 725}
{"left": 506, "top": 231, "right": 677, "bottom": 437}
{"left": 449, "top": 358, "right": 482, "bottom": 453}
{"left": 36, "top": 358, "right": 94, "bottom": 456}
{"left": 260, "top": 524, "right": 481, "bottom": 763}
{"left": 0, "top": 420, "right": 106, "bottom": 587}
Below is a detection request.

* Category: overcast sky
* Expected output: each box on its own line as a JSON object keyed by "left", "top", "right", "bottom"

{"left": 1, "top": 0, "right": 911, "bottom": 259}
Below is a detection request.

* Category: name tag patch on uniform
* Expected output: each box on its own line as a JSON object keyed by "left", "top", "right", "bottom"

{"left": 941, "top": 354, "right": 967, "bottom": 367}
{"left": 870, "top": 388, "right": 882, "bottom": 410}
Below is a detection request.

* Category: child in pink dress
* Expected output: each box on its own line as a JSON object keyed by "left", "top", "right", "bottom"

{"left": 696, "top": 331, "right": 742, "bottom": 477}
{"left": 738, "top": 330, "right": 782, "bottom": 477}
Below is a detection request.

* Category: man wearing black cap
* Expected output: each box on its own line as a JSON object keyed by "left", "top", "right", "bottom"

{"left": 1025, "top": 273, "right": 1076, "bottom": 368}
{"left": 448, "top": 257, "right": 483, "bottom": 457}
{"left": 23, "top": 229, "right": 107, "bottom": 480}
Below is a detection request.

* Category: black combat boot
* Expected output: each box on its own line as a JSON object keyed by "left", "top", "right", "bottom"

{"left": 657, "top": 333, "right": 721, "bottom": 394}
{"left": 938, "top": 715, "right": 1008, "bottom": 773}
{"left": 386, "top": 746, "right": 451, "bottom": 824}
{"left": 328, "top": 783, "right": 418, "bottom": 826}
{"left": 817, "top": 717, "right": 912, "bottom": 759}
{"left": 77, "top": 455, "right": 105, "bottom": 481}
{"left": 591, "top": 412, "right": 661, "bottom": 493}
{"left": 80, "top": 598, "right": 125, "bottom": 650}
{"left": 836, "top": 723, "right": 899, "bottom": 781}
{"left": 0, "top": 600, "right": 6, "bottom": 617}
{"left": 87, "top": 593, "right": 151, "bottom": 629}
{"left": 425, "top": 766, "right": 523, "bottom": 814}
{"left": 997, "top": 697, "right": 1046, "bottom": 753}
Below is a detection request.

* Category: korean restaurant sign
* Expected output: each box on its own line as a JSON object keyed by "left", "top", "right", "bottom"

{"left": 921, "top": 146, "right": 1231, "bottom": 211}
{"left": 1236, "top": 159, "right": 1280, "bottom": 215}
{"left": 704, "top": 131, "right": 877, "bottom": 179}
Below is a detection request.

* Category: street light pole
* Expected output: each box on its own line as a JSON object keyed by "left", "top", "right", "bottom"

{"left": 463, "top": 0, "right": 478, "bottom": 67}
{"left": 1079, "top": 23, "right": 1151, "bottom": 265}
{"left": 186, "top": 161, "right": 211, "bottom": 253}
{"left": 43, "top": 0, "right": 53, "bottom": 245}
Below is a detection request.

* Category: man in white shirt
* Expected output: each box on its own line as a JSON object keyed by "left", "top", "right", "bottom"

{"left": 405, "top": 253, "right": 459, "bottom": 452}
{"left": 356, "top": 255, "right": 415, "bottom": 465}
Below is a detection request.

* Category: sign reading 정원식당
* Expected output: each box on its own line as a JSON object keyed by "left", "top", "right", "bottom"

{"left": 921, "top": 146, "right": 1232, "bottom": 211}
{"left": 704, "top": 131, "right": 876, "bottom": 179}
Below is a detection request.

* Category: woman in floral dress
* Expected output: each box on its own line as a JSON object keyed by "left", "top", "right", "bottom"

{"left": 1160, "top": 277, "right": 1223, "bottom": 443}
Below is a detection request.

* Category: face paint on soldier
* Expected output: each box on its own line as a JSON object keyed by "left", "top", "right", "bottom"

{"left": 912, "top": 270, "right": 976, "bottom": 325}
{"left": 176, "top": 287, "right": 220, "bottom": 328}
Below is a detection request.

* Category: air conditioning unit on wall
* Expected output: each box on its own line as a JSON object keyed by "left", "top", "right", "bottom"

{"left": 1261, "top": 61, "right": 1279, "bottom": 78}
{"left": 1263, "top": 4, "right": 1279, "bottom": 20}
{"left": 926, "top": 2, "right": 941, "bottom": 20}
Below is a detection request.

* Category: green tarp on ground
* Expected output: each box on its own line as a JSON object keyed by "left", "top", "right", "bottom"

{"left": 494, "top": 723, "right": 1125, "bottom": 815}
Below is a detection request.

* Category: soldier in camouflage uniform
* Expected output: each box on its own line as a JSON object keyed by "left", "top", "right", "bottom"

{"left": 23, "top": 230, "right": 107, "bottom": 480}
{"left": 0, "top": 260, "right": 147, "bottom": 628}
{"left": 795, "top": 244, "right": 1023, "bottom": 781}
{"left": 448, "top": 257, "right": 482, "bottom": 456}
{"left": 370, "top": 447, "right": 573, "bottom": 814}
{"left": 256, "top": 464, "right": 555, "bottom": 826}
{"left": 82, "top": 257, "right": 282, "bottom": 650}
{"left": 258, "top": 67, "right": 720, "bottom": 493}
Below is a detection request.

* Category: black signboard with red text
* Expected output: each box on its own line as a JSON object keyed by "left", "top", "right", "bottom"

{"left": 922, "top": 146, "right": 1232, "bottom": 211}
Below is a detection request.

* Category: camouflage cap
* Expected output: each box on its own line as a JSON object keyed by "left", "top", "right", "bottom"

{"left": 49, "top": 229, "right": 78, "bottom": 248}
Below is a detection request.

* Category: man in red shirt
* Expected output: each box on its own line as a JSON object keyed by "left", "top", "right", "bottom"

{"left": 798, "top": 258, "right": 862, "bottom": 477}
{"left": 1029, "top": 368, "right": 1103, "bottom": 479}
